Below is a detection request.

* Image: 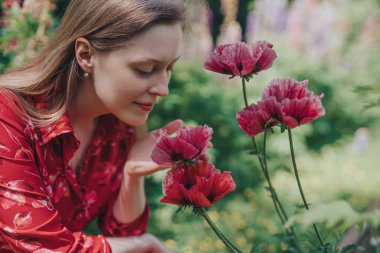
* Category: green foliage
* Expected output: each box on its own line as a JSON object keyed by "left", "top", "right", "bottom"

{"left": 250, "top": 244, "right": 260, "bottom": 253}
{"left": 286, "top": 201, "right": 380, "bottom": 232}
{"left": 1, "top": 12, "right": 40, "bottom": 44}
{"left": 0, "top": 4, "right": 40, "bottom": 72}
{"left": 272, "top": 51, "right": 376, "bottom": 151}
{"left": 1, "top": 0, "right": 380, "bottom": 252}
{"left": 0, "top": 50, "right": 12, "bottom": 73}
{"left": 338, "top": 1, "right": 380, "bottom": 111}
{"left": 340, "top": 244, "right": 366, "bottom": 253}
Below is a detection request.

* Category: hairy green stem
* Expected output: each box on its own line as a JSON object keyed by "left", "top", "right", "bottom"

{"left": 263, "top": 131, "right": 303, "bottom": 253}
{"left": 197, "top": 207, "right": 242, "bottom": 253}
{"left": 242, "top": 78, "right": 249, "bottom": 107}
{"left": 241, "top": 78, "right": 288, "bottom": 225}
{"left": 241, "top": 78, "right": 303, "bottom": 252}
{"left": 263, "top": 131, "right": 286, "bottom": 225}
{"left": 287, "top": 128, "right": 326, "bottom": 249}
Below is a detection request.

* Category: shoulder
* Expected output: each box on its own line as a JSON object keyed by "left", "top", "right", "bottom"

{"left": 0, "top": 88, "right": 29, "bottom": 133}
{"left": 0, "top": 87, "right": 18, "bottom": 104}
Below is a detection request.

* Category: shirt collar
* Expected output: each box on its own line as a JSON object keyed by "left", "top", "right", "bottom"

{"left": 28, "top": 94, "right": 79, "bottom": 144}
{"left": 38, "top": 111, "right": 76, "bottom": 144}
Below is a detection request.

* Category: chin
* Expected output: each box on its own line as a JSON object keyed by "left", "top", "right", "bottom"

{"left": 112, "top": 108, "right": 149, "bottom": 126}
{"left": 128, "top": 120, "right": 147, "bottom": 127}
{"left": 122, "top": 115, "right": 148, "bottom": 126}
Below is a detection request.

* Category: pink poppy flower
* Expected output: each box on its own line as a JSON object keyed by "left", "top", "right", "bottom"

{"left": 251, "top": 41, "right": 278, "bottom": 73}
{"left": 204, "top": 41, "right": 277, "bottom": 78}
{"left": 237, "top": 78, "right": 325, "bottom": 135}
{"left": 262, "top": 78, "right": 325, "bottom": 128}
{"left": 280, "top": 96, "right": 325, "bottom": 128}
{"left": 236, "top": 100, "right": 280, "bottom": 137}
{"left": 262, "top": 79, "right": 310, "bottom": 101}
{"left": 151, "top": 125, "right": 213, "bottom": 166}
{"left": 160, "top": 161, "right": 236, "bottom": 207}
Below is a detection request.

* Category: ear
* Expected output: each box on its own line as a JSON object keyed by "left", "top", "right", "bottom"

{"left": 75, "top": 37, "right": 94, "bottom": 74}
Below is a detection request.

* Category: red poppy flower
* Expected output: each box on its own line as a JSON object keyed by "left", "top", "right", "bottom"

{"left": 237, "top": 100, "right": 280, "bottom": 137}
{"left": 280, "top": 96, "right": 325, "bottom": 128}
{"left": 151, "top": 125, "right": 213, "bottom": 166}
{"left": 262, "top": 79, "right": 310, "bottom": 101}
{"left": 251, "top": 41, "right": 278, "bottom": 73}
{"left": 204, "top": 41, "right": 277, "bottom": 78}
{"left": 237, "top": 79, "right": 325, "bottom": 135}
{"left": 160, "top": 161, "right": 236, "bottom": 207}
{"left": 262, "top": 79, "right": 325, "bottom": 128}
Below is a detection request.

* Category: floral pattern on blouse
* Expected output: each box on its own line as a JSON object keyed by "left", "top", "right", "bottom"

{"left": 0, "top": 89, "right": 149, "bottom": 252}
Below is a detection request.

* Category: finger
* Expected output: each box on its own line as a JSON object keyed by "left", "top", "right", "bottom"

{"left": 127, "top": 161, "right": 170, "bottom": 177}
{"left": 161, "top": 119, "right": 183, "bottom": 135}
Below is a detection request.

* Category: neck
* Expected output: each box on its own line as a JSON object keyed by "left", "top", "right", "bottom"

{"left": 68, "top": 78, "right": 108, "bottom": 129}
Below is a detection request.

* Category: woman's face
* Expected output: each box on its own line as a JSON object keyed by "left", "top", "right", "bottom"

{"left": 91, "top": 23, "right": 182, "bottom": 126}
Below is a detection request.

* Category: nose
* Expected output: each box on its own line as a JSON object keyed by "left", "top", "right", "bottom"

{"left": 149, "top": 72, "right": 170, "bottom": 97}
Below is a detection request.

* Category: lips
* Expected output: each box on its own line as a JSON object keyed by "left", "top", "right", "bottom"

{"left": 134, "top": 102, "right": 154, "bottom": 112}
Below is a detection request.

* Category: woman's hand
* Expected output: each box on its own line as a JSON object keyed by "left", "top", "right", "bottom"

{"left": 106, "top": 233, "right": 173, "bottom": 253}
{"left": 125, "top": 119, "right": 183, "bottom": 178}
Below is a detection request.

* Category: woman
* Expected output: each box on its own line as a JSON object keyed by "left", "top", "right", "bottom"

{"left": 0, "top": 0, "right": 187, "bottom": 252}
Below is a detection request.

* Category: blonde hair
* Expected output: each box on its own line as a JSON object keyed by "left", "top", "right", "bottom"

{"left": 0, "top": 0, "right": 187, "bottom": 126}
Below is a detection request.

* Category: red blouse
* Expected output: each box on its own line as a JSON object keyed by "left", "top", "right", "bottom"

{"left": 0, "top": 90, "right": 149, "bottom": 252}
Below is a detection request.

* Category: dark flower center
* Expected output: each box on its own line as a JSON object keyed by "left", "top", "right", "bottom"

{"left": 253, "top": 63, "right": 261, "bottom": 73}
{"left": 170, "top": 152, "right": 182, "bottom": 161}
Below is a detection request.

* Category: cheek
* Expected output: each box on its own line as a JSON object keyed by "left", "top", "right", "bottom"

{"left": 93, "top": 61, "right": 150, "bottom": 103}
{"left": 94, "top": 74, "right": 147, "bottom": 106}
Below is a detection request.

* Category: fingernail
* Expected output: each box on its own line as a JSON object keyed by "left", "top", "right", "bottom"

{"left": 174, "top": 119, "right": 183, "bottom": 126}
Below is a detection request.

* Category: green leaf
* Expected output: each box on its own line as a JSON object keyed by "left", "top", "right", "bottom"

{"left": 280, "top": 124, "right": 287, "bottom": 133}
{"left": 175, "top": 206, "right": 184, "bottom": 214}
{"left": 247, "top": 150, "right": 264, "bottom": 158}
{"left": 285, "top": 200, "right": 380, "bottom": 232}
{"left": 285, "top": 201, "right": 360, "bottom": 230}
{"left": 295, "top": 203, "right": 306, "bottom": 209}
{"left": 340, "top": 244, "right": 366, "bottom": 253}
{"left": 317, "top": 243, "right": 330, "bottom": 253}
{"left": 250, "top": 244, "right": 260, "bottom": 253}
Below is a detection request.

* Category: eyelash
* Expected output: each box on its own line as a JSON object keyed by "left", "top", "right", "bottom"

{"left": 135, "top": 65, "right": 174, "bottom": 77}
{"left": 167, "top": 65, "right": 174, "bottom": 73}
{"left": 135, "top": 69, "right": 153, "bottom": 77}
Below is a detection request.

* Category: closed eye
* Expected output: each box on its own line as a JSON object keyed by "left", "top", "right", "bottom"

{"left": 135, "top": 68, "right": 155, "bottom": 77}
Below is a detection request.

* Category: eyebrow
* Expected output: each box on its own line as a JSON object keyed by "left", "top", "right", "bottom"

{"left": 132, "top": 56, "right": 181, "bottom": 65}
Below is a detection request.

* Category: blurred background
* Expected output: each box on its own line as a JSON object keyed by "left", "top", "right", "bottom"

{"left": 1, "top": 0, "right": 380, "bottom": 252}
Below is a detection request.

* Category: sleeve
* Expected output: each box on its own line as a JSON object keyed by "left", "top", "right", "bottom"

{"left": 98, "top": 198, "right": 150, "bottom": 237}
{"left": 0, "top": 98, "right": 112, "bottom": 253}
{"left": 97, "top": 121, "right": 150, "bottom": 237}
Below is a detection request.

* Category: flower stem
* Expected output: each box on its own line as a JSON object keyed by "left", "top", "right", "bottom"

{"left": 241, "top": 78, "right": 303, "bottom": 252}
{"left": 196, "top": 207, "right": 242, "bottom": 253}
{"left": 263, "top": 131, "right": 304, "bottom": 253}
{"left": 287, "top": 128, "right": 326, "bottom": 249}
{"left": 242, "top": 78, "right": 249, "bottom": 107}
{"left": 263, "top": 131, "right": 286, "bottom": 225}
{"left": 241, "top": 78, "right": 288, "bottom": 227}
